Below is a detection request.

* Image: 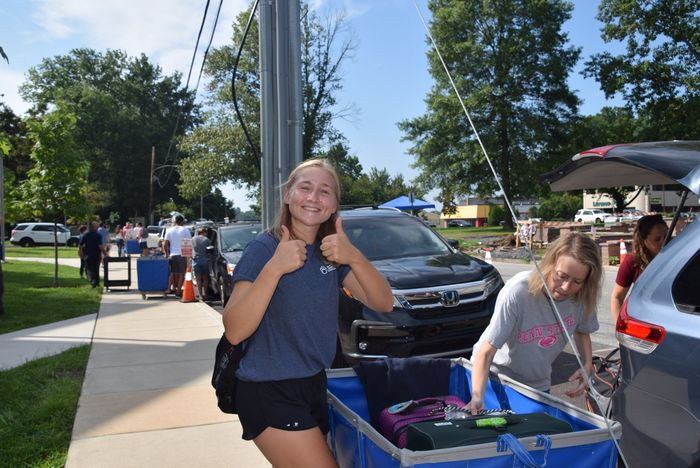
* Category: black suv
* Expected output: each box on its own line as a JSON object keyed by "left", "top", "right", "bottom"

{"left": 334, "top": 208, "right": 503, "bottom": 366}
{"left": 208, "top": 223, "right": 262, "bottom": 304}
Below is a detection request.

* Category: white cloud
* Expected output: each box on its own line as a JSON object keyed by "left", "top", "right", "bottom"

{"left": 30, "top": 0, "right": 247, "bottom": 77}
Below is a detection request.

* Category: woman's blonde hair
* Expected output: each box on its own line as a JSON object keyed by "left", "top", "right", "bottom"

{"left": 528, "top": 232, "right": 602, "bottom": 318}
{"left": 271, "top": 158, "right": 341, "bottom": 242}
{"left": 632, "top": 214, "right": 667, "bottom": 270}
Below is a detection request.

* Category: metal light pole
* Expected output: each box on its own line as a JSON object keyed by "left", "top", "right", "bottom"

{"left": 259, "top": 0, "right": 303, "bottom": 229}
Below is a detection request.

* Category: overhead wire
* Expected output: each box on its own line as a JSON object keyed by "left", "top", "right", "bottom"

{"left": 410, "top": 1, "right": 628, "bottom": 465}
{"left": 157, "top": 0, "right": 219, "bottom": 188}
{"left": 231, "top": 0, "right": 261, "bottom": 167}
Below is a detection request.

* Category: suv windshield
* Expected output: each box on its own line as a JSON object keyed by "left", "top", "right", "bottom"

{"left": 343, "top": 216, "right": 451, "bottom": 261}
{"left": 220, "top": 226, "right": 261, "bottom": 252}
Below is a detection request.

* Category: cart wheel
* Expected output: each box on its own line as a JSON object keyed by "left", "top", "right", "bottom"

{"left": 141, "top": 293, "right": 146, "bottom": 300}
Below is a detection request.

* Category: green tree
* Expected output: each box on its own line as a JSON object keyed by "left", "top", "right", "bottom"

{"left": 16, "top": 105, "right": 88, "bottom": 286}
{"left": 318, "top": 142, "right": 420, "bottom": 207}
{"left": 399, "top": 0, "right": 581, "bottom": 228}
{"left": 19, "top": 49, "right": 197, "bottom": 221}
{"left": 177, "top": 3, "right": 355, "bottom": 198}
{"left": 537, "top": 192, "right": 581, "bottom": 220}
{"left": 583, "top": 0, "right": 700, "bottom": 140}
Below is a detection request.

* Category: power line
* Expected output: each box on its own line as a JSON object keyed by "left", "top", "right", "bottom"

{"left": 158, "top": 0, "right": 222, "bottom": 189}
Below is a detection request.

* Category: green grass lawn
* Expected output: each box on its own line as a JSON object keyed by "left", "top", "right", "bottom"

{"left": 5, "top": 245, "right": 80, "bottom": 259}
{"left": 0, "top": 260, "right": 99, "bottom": 467}
{"left": 0, "top": 346, "right": 90, "bottom": 467}
{"left": 1, "top": 260, "right": 101, "bottom": 334}
{"left": 435, "top": 226, "right": 511, "bottom": 237}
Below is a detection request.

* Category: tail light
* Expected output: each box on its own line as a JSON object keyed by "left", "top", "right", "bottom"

{"left": 615, "top": 299, "right": 666, "bottom": 354}
{"left": 11, "top": 229, "right": 16, "bottom": 238}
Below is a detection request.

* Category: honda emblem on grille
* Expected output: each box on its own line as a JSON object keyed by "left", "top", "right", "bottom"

{"left": 440, "top": 290, "right": 460, "bottom": 307}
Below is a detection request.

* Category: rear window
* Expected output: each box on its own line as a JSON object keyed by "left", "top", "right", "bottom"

{"left": 13, "top": 225, "right": 28, "bottom": 231}
{"left": 343, "top": 216, "right": 451, "bottom": 261}
{"left": 673, "top": 251, "right": 700, "bottom": 313}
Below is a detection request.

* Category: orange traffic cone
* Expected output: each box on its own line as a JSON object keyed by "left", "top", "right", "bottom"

{"left": 619, "top": 239, "right": 627, "bottom": 265}
{"left": 485, "top": 248, "right": 493, "bottom": 265}
{"left": 181, "top": 265, "right": 196, "bottom": 303}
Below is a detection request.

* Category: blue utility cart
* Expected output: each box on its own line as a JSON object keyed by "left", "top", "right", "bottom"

{"left": 136, "top": 256, "right": 169, "bottom": 299}
{"left": 326, "top": 358, "right": 621, "bottom": 468}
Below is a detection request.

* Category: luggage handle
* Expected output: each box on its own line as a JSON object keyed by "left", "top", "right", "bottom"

{"left": 496, "top": 433, "right": 552, "bottom": 468}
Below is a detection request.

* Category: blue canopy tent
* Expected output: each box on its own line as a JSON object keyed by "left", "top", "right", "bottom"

{"left": 379, "top": 195, "right": 435, "bottom": 211}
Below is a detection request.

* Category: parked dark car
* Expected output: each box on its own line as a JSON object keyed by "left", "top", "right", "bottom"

{"left": 447, "top": 219, "right": 473, "bottom": 228}
{"left": 334, "top": 208, "right": 503, "bottom": 367}
{"left": 208, "top": 223, "right": 262, "bottom": 305}
{"left": 543, "top": 140, "right": 700, "bottom": 467}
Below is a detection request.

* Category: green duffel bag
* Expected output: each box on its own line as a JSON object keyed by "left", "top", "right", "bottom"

{"left": 405, "top": 413, "right": 574, "bottom": 451}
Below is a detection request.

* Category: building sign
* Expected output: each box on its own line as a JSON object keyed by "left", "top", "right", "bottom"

{"left": 592, "top": 201, "right": 612, "bottom": 207}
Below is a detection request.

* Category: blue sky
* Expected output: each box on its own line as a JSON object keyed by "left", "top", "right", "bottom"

{"left": 1, "top": 0, "right": 623, "bottom": 211}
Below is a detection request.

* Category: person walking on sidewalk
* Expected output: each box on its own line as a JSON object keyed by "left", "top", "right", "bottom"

{"left": 163, "top": 215, "right": 191, "bottom": 297}
{"left": 79, "top": 221, "right": 104, "bottom": 288}
{"left": 610, "top": 214, "right": 668, "bottom": 322}
{"left": 191, "top": 227, "right": 211, "bottom": 301}
{"left": 223, "top": 159, "right": 393, "bottom": 467}
{"left": 77, "top": 224, "right": 88, "bottom": 278}
{"left": 467, "top": 232, "right": 603, "bottom": 414}
{"left": 114, "top": 224, "right": 124, "bottom": 257}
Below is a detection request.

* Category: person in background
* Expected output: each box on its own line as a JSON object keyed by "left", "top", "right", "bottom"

{"left": 97, "top": 222, "right": 110, "bottom": 260}
{"left": 224, "top": 158, "right": 393, "bottom": 467}
{"left": 79, "top": 221, "right": 103, "bottom": 288}
{"left": 77, "top": 225, "right": 88, "bottom": 278}
{"left": 136, "top": 222, "right": 148, "bottom": 256}
{"left": 467, "top": 232, "right": 602, "bottom": 414}
{"left": 191, "top": 227, "right": 212, "bottom": 302}
{"left": 163, "top": 215, "right": 192, "bottom": 297}
{"left": 610, "top": 214, "right": 668, "bottom": 323}
{"left": 114, "top": 224, "right": 124, "bottom": 257}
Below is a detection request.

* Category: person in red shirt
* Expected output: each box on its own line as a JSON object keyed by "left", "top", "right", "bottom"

{"left": 611, "top": 214, "right": 668, "bottom": 322}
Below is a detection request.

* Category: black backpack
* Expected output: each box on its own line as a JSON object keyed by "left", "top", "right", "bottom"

{"left": 211, "top": 333, "right": 246, "bottom": 414}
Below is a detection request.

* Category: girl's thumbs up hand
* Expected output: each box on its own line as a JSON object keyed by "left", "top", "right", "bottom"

{"left": 271, "top": 225, "right": 307, "bottom": 275}
{"left": 321, "top": 217, "right": 360, "bottom": 265}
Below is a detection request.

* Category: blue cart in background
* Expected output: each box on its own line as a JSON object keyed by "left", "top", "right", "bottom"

{"left": 326, "top": 358, "right": 621, "bottom": 468}
{"left": 136, "top": 256, "right": 169, "bottom": 299}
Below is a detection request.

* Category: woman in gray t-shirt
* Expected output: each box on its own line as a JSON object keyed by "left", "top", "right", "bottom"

{"left": 467, "top": 232, "right": 602, "bottom": 414}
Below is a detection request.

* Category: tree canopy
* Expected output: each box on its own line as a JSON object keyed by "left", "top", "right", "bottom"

{"left": 18, "top": 49, "right": 197, "bottom": 222}
{"left": 399, "top": 0, "right": 581, "bottom": 225}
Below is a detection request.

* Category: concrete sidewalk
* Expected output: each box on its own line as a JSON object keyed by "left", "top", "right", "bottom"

{"left": 65, "top": 285, "right": 269, "bottom": 466}
{"left": 5, "top": 254, "right": 268, "bottom": 467}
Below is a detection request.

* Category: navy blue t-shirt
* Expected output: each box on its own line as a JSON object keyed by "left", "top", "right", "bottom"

{"left": 233, "top": 232, "right": 350, "bottom": 381}
{"left": 79, "top": 231, "right": 103, "bottom": 260}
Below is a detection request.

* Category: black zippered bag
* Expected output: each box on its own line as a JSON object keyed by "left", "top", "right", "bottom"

{"left": 405, "top": 412, "right": 573, "bottom": 451}
{"left": 211, "top": 333, "right": 246, "bottom": 414}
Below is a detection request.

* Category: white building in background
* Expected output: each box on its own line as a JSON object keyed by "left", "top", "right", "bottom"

{"left": 583, "top": 185, "right": 700, "bottom": 213}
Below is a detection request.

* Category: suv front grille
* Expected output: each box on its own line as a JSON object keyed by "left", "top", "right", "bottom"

{"left": 393, "top": 281, "right": 490, "bottom": 319}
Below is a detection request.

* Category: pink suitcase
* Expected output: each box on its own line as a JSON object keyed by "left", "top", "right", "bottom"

{"left": 378, "top": 396, "right": 466, "bottom": 448}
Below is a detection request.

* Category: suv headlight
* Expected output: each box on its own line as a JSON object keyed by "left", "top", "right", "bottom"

{"left": 484, "top": 270, "right": 503, "bottom": 297}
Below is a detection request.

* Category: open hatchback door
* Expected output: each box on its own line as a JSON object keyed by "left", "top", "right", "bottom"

{"left": 541, "top": 140, "right": 700, "bottom": 239}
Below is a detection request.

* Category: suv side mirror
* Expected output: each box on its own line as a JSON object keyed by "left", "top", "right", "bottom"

{"left": 447, "top": 239, "right": 459, "bottom": 249}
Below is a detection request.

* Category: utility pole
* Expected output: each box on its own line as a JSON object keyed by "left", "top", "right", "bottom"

{"left": 259, "top": 0, "right": 303, "bottom": 229}
{"left": 149, "top": 146, "right": 155, "bottom": 226}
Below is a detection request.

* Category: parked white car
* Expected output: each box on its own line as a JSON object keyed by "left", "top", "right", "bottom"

{"left": 10, "top": 222, "right": 72, "bottom": 247}
{"left": 573, "top": 209, "right": 613, "bottom": 224}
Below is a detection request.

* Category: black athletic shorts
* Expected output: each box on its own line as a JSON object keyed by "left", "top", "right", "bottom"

{"left": 169, "top": 255, "right": 186, "bottom": 273}
{"left": 236, "top": 371, "right": 328, "bottom": 440}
